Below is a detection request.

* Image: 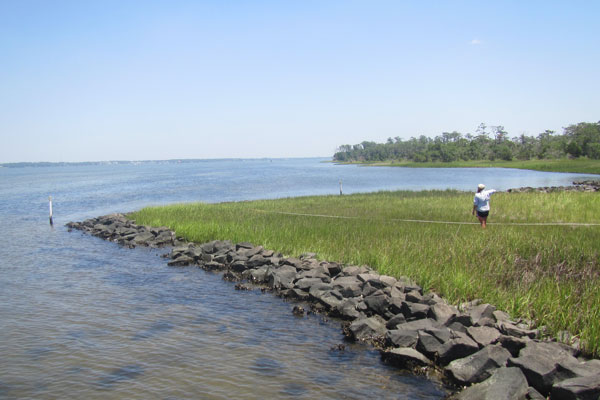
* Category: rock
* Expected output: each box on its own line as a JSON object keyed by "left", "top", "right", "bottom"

{"left": 551, "top": 374, "right": 600, "bottom": 400}
{"left": 445, "top": 344, "right": 511, "bottom": 385}
{"left": 467, "top": 326, "right": 501, "bottom": 348}
{"left": 247, "top": 254, "right": 269, "bottom": 268}
{"left": 400, "top": 301, "right": 430, "bottom": 320}
{"left": 364, "top": 292, "right": 391, "bottom": 316}
{"left": 437, "top": 334, "right": 480, "bottom": 366}
{"left": 295, "top": 277, "right": 326, "bottom": 291}
{"left": 167, "top": 255, "right": 194, "bottom": 266}
{"left": 347, "top": 316, "right": 387, "bottom": 341}
{"left": 267, "top": 265, "right": 298, "bottom": 290}
{"left": 497, "top": 322, "right": 539, "bottom": 339}
{"left": 497, "top": 335, "right": 529, "bottom": 357}
{"left": 385, "top": 314, "right": 407, "bottom": 330}
{"left": 338, "top": 298, "right": 361, "bottom": 320}
{"left": 428, "top": 302, "right": 458, "bottom": 325}
{"left": 386, "top": 329, "right": 420, "bottom": 348}
{"left": 308, "top": 282, "right": 333, "bottom": 301}
{"left": 381, "top": 347, "right": 431, "bottom": 369}
{"left": 507, "top": 340, "right": 581, "bottom": 395}
{"left": 416, "top": 331, "right": 443, "bottom": 359}
{"left": 331, "top": 275, "right": 363, "bottom": 298}
{"left": 287, "top": 288, "right": 310, "bottom": 301}
{"left": 454, "top": 367, "right": 529, "bottom": 400}
{"left": 467, "top": 303, "right": 496, "bottom": 326}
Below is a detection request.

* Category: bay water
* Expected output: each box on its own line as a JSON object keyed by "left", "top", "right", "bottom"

{"left": 0, "top": 158, "right": 594, "bottom": 399}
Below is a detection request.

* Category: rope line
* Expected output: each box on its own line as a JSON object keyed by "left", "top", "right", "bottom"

{"left": 251, "top": 209, "right": 600, "bottom": 227}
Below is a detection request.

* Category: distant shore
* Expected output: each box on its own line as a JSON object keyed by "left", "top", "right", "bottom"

{"left": 334, "top": 158, "right": 600, "bottom": 175}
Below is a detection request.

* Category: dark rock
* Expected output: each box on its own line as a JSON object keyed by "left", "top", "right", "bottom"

{"left": 364, "top": 293, "right": 391, "bottom": 316}
{"left": 292, "top": 305, "right": 305, "bottom": 316}
{"left": 381, "top": 347, "right": 431, "bottom": 369}
{"left": 385, "top": 314, "right": 407, "bottom": 330}
{"left": 323, "top": 262, "right": 342, "bottom": 277}
{"left": 507, "top": 340, "right": 581, "bottom": 395}
{"left": 428, "top": 303, "right": 458, "bottom": 325}
{"left": 338, "top": 298, "right": 361, "bottom": 320}
{"left": 551, "top": 374, "right": 600, "bottom": 400}
{"left": 400, "top": 301, "right": 430, "bottom": 320}
{"left": 268, "top": 265, "right": 298, "bottom": 290}
{"left": 287, "top": 288, "right": 310, "bottom": 301}
{"left": 467, "top": 303, "right": 496, "bottom": 326}
{"left": 204, "top": 261, "right": 225, "bottom": 271}
{"left": 497, "top": 335, "right": 529, "bottom": 357}
{"left": 467, "top": 326, "right": 501, "bottom": 348}
{"left": 416, "top": 331, "right": 443, "bottom": 359}
{"left": 230, "top": 261, "right": 248, "bottom": 272}
{"left": 386, "top": 329, "right": 419, "bottom": 348}
{"left": 331, "top": 275, "right": 363, "bottom": 298}
{"left": 236, "top": 242, "right": 254, "bottom": 250}
{"left": 295, "top": 277, "right": 326, "bottom": 291}
{"left": 282, "top": 258, "right": 302, "bottom": 269}
{"left": 405, "top": 290, "right": 424, "bottom": 303}
{"left": 308, "top": 282, "right": 333, "bottom": 301}
{"left": 249, "top": 266, "right": 269, "bottom": 283}
{"left": 437, "top": 334, "right": 480, "bottom": 365}
{"left": 445, "top": 344, "right": 511, "bottom": 385}
{"left": 167, "top": 255, "right": 194, "bottom": 266}
{"left": 454, "top": 367, "right": 529, "bottom": 400}
{"left": 347, "top": 316, "right": 387, "bottom": 341}
{"left": 497, "top": 322, "right": 539, "bottom": 339}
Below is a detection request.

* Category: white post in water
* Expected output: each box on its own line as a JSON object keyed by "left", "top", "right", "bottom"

{"left": 49, "top": 196, "right": 53, "bottom": 226}
{"left": 339, "top": 179, "right": 343, "bottom": 195}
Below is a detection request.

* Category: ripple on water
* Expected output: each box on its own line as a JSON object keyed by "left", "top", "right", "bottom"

{"left": 96, "top": 365, "right": 145, "bottom": 389}
{"left": 251, "top": 357, "right": 286, "bottom": 377}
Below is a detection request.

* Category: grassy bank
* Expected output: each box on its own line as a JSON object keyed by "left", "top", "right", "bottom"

{"left": 130, "top": 190, "right": 600, "bottom": 355}
{"left": 336, "top": 158, "right": 600, "bottom": 175}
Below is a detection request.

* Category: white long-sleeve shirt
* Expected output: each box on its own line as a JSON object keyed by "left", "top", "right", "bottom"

{"left": 473, "top": 189, "right": 497, "bottom": 212}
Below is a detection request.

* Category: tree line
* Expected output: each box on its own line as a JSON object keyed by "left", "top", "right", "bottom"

{"left": 333, "top": 121, "right": 600, "bottom": 163}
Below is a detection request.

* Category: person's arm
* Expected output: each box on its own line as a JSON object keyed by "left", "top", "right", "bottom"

{"left": 472, "top": 204, "right": 477, "bottom": 215}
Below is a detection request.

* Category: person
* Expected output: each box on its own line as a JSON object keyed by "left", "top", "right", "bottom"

{"left": 472, "top": 184, "right": 497, "bottom": 228}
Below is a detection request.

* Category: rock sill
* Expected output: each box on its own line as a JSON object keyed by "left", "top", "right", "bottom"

{"left": 66, "top": 210, "right": 600, "bottom": 400}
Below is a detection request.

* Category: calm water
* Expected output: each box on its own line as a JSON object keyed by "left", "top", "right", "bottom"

{"left": 0, "top": 159, "right": 595, "bottom": 399}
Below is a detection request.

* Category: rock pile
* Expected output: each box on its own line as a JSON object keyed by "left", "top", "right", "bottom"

{"left": 67, "top": 214, "right": 600, "bottom": 399}
{"left": 508, "top": 179, "right": 600, "bottom": 193}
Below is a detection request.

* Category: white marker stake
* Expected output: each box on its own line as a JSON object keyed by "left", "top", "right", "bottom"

{"left": 339, "top": 179, "right": 343, "bottom": 195}
{"left": 49, "top": 196, "right": 53, "bottom": 226}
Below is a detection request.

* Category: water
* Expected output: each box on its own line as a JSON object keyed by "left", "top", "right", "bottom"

{"left": 0, "top": 158, "right": 595, "bottom": 399}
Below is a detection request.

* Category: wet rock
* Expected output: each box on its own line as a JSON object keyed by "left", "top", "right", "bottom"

{"left": 347, "top": 316, "right": 387, "bottom": 341}
{"left": 381, "top": 347, "right": 431, "bottom": 369}
{"left": 268, "top": 265, "right": 298, "bottom": 290}
{"left": 167, "top": 255, "right": 194, "bottom": 266}
{"left": 453, "top": 367, "right": 529, "bottom": 400}
{"left": 445, "top": 344, "right": 511, "bottom": 385}
{"left": 338, "top": 298, "right": 361, "bottom": 320}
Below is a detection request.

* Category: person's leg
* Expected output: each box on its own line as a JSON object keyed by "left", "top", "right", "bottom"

{"left": 477, "top": 215, "right": 485, "bottom": 227}
{"left": 481, "top": 216, "right": 487, "bottom": 228}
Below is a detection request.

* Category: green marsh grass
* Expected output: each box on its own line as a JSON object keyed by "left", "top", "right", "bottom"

{"left": 130, "top": 190, "right": 600, "bottom": 355}
{"left": 342, "top": 158, "right": 600, "bottom": 175}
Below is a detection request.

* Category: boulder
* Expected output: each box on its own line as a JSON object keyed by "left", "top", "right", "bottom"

{"left": 295, "top": 277, "right": 325, "bottom": 291}
{"left": 416, "top": 331, "right": 443, "bottom": 359}
{"left": 400, "top": 301, "right": 430, "bottom": 320}
{"left": 364, "top": 292, "right": 391, "bottom": 316}
{"left": 385, "top": 314, "right": 407, "bottom": 330}
{"left": 507, "top": 340, "right": 581, "bottom": 395}
{"left": 454, "top": 367, "right": 529, "bottom": 400}
{"left": 445, "top": 344, "right": 511, "bottom": 385}
{"left": 437, "top": 334, "right": 480, "bottom": 365}
{"left": 428, "top": 302, "right": 458, "bottom": 325}
{"left": 331, "top": 275, "right": 363, "bottom": 298}
{"left": 467, "top": 326, "right": 501, "bottom": 348}
{"left": 381, "top": 347, "right": 431, "bottom": 369}
{"left": 551, "top": 374, "right": 600, "bottom": 400}
{"left": 267, "top": 265, "right": 298, "bottom": 290}
{"left": 347, "top": 316, "right": 387, "bottom": 341}
{"left": 386, "top": 329, "right": 419, "bottom": 348}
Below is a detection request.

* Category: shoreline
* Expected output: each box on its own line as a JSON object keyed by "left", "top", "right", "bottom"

{"left": 334, "top": 159, "right": 600, "bottom": 175}
{"left": 66, "top": 204, "right": 600, "bottom": 399}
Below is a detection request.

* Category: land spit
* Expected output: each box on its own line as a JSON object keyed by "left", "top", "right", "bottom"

{"left": 67, "top": 210, "right": 600, "bottom": 400}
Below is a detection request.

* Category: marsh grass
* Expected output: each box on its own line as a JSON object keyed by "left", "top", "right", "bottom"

{"left": 343, "top": 158, "right": 600, "bottom": 175}
{"left": 131, "top": 190, "right": 600, "bottom": 355}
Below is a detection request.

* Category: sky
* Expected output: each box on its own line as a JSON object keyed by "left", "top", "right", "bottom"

{"left": 1, "top": 1, "right": 599, "bottom": 163}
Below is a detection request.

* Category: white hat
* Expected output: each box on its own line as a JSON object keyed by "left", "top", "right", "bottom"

{"left": 478, "top": 183, "right": 485, "bottom": 190}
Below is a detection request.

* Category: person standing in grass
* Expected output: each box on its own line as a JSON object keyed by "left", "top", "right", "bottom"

{"left": 472, "top": 183, "right": 497, "bottom": 228}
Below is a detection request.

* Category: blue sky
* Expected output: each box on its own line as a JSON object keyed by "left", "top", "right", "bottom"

{"left": 1, "top": 1, "right": 599, "bottom": 162}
